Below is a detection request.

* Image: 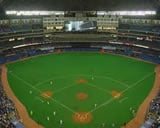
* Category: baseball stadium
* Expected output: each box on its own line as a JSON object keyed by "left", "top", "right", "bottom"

{"left": 0, "top": 0, "right": 160, "bottom": 128}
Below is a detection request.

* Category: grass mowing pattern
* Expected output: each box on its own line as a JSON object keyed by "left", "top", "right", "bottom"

{"left": 7, "top": 53, "right": 155, "bottom": 128}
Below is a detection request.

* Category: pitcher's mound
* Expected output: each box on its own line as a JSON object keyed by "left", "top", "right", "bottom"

{"left": 73, "top": 112, "right": 92, "bottom": 124}
{"left": 111, "top": 90, "right": 122, "bottom": 98}
{"left": 41, "top": 91, "right": 53, "bottom": 99}
{"left": 76, "top": 93, "right": 88, "bottom": 100}
{"left": 76, "top": 79, "right": 88, "bottom": 84}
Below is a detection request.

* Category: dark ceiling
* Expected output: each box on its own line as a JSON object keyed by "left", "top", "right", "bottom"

{"left": 0, "top": 0, "right": 159, "bottom": 11}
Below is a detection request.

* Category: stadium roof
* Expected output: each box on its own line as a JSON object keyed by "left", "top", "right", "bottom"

{"left": 0, "top": 0, "right": 159, "bottom": 11}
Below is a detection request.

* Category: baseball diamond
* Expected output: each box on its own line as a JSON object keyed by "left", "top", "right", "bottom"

{"left": 3, "top": 52, "right": 156, "bottom": 128}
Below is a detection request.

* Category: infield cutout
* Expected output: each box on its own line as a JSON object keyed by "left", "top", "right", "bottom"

{"left": 73, "top": 112, "right": 92, "bottom": 124}
{"left": 111, "top": 90, "right": 122, "bottom": 98}
{"left": 41, "top": 91, "right": 53, "bottom": 99}
{"left": 76, "top": 79, "right": 88, "bottom": 84}
{"left": 76, "top": 93, "right": 88, "bottom": 100}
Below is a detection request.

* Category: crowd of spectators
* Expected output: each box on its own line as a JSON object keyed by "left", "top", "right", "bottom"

{"left": 0, "top": 24, "right": 43, "bottom": 33}
{"left": 0, "top": 68, "right": 25, "bottom": 128}
{"left": 119, "top": 24, "right": 160, "bottom": 33}
{"left": 0, "top": 40, "right": 159, "bottom": 64}
{"left": 141, "top": 92, "right": 160, "bottom": 128}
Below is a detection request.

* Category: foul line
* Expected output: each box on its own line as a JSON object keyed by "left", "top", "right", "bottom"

{"left": 88, "top": 72, "right": 154, "bottom": 113}
{"left": 36, "top": 80, "right": 77, "bottom": 95}
{"left": 35, "top": 75, "right": 69, "bottom": 87}
{"left": 35, "top": 97, "right": 44, "bottom": 103}
{"left": 9, "top": 72, "right": 76, "bottom": 114}
{"left": 121, "top": 72, "right": 154, "bottom": 93}
{"left": 95, "top": 75, "right": 129, "bottom": 88}
{"left": 89, "top": 98, "right": 115, "bottom": 113}
{"left": 119, "top": 97, "right": 128, "bottom": 103}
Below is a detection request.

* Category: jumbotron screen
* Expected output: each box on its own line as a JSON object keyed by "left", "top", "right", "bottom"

{"left": 65, "top": 21, "right": 97, "bottom": 32}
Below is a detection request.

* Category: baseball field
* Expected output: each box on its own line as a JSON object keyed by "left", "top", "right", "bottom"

{"left": 6, "top": 52, "right": 155, "bottom": 128}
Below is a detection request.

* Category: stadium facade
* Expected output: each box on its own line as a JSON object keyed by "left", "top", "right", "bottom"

{"left": 0, "top": 11, "right": 159, "bottom": 64}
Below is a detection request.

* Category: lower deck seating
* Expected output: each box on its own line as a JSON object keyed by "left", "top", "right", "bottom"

{"left": 0, "top": 69, "right": 25, "bottom": 128}
{"left": 141, "top": 92, "right": 160, "bottom": 128}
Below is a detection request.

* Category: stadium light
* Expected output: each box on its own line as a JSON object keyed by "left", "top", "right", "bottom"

{"left": 6, "top": 10, "right": 156, "bottom": 16}
{"left": 6, "top": 11, "right": 64, "bottom": 16}
{"left": 97, "top": 11, "right": 156, "bottom": 16}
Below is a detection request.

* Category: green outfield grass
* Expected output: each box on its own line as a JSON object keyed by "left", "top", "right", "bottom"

{"left": 7, "top": 53, "right": 155, "bottom": 128}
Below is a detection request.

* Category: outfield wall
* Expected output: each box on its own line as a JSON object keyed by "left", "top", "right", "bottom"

{"left": 0, "top": 43, "right": 160, "bottom": 64}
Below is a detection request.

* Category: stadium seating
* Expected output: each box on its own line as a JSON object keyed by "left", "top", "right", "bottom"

{"left": 0, "top": 68, "right": 25, "bottom": 128}
{"left": 0, "top": 23, "right": 42, "bottom": 33}
{"left": 141, "top": 92, "right": 160, "bottom": 128}
{"left": 119, "top": 24, "right": 160, "bottom": 33}
{"left": 0, "top": 25, "right": 13, "bottom": 33}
